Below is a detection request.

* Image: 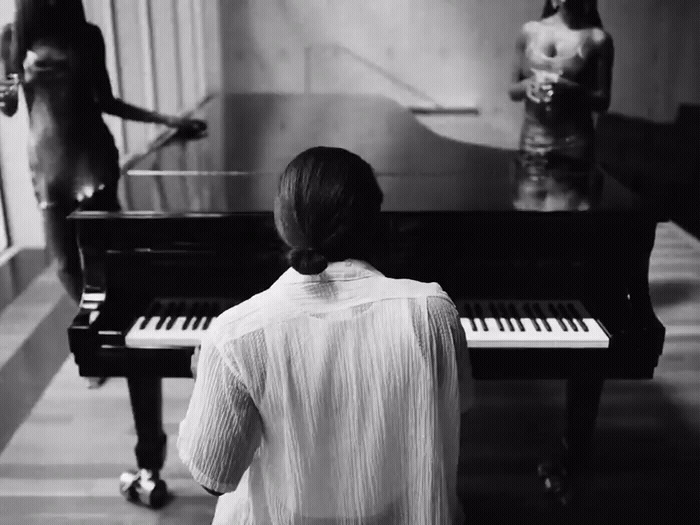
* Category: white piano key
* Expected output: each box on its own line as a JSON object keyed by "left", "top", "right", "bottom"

{"left": 143, "top": 316, "right": 161, "bottom": 332}
{"left": 125, "top": 299, "right": 234, "bottom": 348}
{"left": 458, "top": 299, "right": 608, "bottom": 349}
{"left": 460, "top": 318, "right": 477, "bottom": 334}
{"left": 522, "top": 316, "right": 543, "bottom": 334}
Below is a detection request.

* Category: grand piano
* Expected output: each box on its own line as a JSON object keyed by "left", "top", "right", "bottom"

{"left": 68, "top": 92, "right": 666, "bottom": 494}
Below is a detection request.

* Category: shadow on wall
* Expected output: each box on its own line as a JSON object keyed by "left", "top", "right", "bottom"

{"left": 597, "top": 104, "right": 700, "bottom": 237}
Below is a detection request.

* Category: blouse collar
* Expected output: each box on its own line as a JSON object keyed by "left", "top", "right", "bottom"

{"left": 275, "top": 259, "right": 383, "bottom": 285}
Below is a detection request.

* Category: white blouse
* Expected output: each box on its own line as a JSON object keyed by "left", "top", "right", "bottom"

{"left": 177, "top": 260, "right": 473, "bottom": 524}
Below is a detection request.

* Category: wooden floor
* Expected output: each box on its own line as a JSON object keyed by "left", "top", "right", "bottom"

{"left": 0, "top": 221, "right": 699, "bottom": 524}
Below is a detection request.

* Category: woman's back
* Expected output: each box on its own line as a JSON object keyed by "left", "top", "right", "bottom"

{"left": 181, "top": 261, "right": 468, "bottom": 524}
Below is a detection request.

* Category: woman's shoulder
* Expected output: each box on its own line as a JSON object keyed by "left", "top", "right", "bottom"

{"left": 79, "top": 23, "right": 106, "bottom": 52}
{"left": 578, "top": 27, "right": 612, "bottom": 60}
{"left": 587, "top": 27, "right": 612, "bottom": 49}
{"left": 27, "top": 24, "right": 104, "bottom": 64}
{"left": 521, "top": 20, "right": 541, "bottom": 39}
{"left": 216, "top": 290, "right": 271, "bottom": 324}
{"left": 82, "top": 22, "right": 103, "bottom": 40}
{"left": 379, "top": 276, "right": 453, "bottom": 303}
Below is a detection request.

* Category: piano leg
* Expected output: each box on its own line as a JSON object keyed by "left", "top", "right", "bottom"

{"left": 540, "top": 373, "right": 605, "bottom": 507}
{"left": 123, "top": 377, "right": 169, "bottom": 507}
{"left": 127, "top": 377, "right": 167, "bottom": 470}
{"left": 565, "top": 374, "right": 605, "bottom": 478}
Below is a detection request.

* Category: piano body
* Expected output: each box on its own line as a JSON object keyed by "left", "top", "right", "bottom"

{"left": 68, "top": 93, "right": 665, "bottom": 481}
{"left": 69, "top": 93, "right": 665, "bottom": 381}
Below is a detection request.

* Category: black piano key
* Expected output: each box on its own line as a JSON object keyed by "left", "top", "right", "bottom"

{"left": 567, "top": 303, "right": 589, "bottom": 332}
{"left": 192, "top": 302, "right": 206, "bottom": 330}
{"left": 202, "top": 302, "right": 219, "bottom": 330}
{"left": 549, "top": 303, "right": 567, "bottom": 331}
{"left": 166, "top": 301, "right": 185, "bottom": 330}
{"left": 191, "top": 302, "right": 206, "bottom": 330}
{"left": 490, "top": 302, "right": 505, "bottom": 331}
{"left": 474, "top": 303, "right": 488, "bottom": 331}
{"left": 182, "top": 302, "right": 201, "bottom": 330}
{"left": 498, "top": 303, "right": 515, "bottom": 331}
{"left": 557, "top": 303, "right": 578, "bottom": 332}
{"left": 508, "top": 303, "right": 526, "bottom": 331}
{"left": 139, "top": 301, "right": 161, "bottom": 329}
{"left": 523, "top": 303, "right": 541, "bottom": 332}
{"left": 155, "top": 301, "right": 175, "bottom": 330}
{"left": 533, "top": 303, "right": 552, "bottom": 332}
{"left": 463, "top": 303, "right": 478, "bottom": 331}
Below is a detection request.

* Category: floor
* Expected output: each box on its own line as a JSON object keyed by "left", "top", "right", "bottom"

{"left": 0, "top": 221, "right": 699, "bottom": 523}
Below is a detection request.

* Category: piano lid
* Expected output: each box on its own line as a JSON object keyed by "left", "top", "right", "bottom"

{"left": 121, "top": 93, "right": 648, "bottom": 214}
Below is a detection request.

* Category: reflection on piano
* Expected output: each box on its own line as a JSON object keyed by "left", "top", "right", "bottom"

{"left": 68, "top": 93, "right": 666, "bottom": 490}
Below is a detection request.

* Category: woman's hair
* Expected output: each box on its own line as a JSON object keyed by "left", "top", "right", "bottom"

{"left": 541, "top": 0, "right": 603, "bottom": 29}
{"left": 1, "top": 24, "right": 13, "bottom": 70}
{"left": 12, "top": 0, "right": 88, "bottom": 72}
{"left": 275, "top": 146, "right": 384, "bottom": 275}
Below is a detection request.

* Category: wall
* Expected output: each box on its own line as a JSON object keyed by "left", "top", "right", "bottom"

{"left": 606, "top": 0, "right": 700, "bottom": 120}
{"left": 218, "top": 0, "right": 531, "bottom": 146}
{"left": 218, "top": 0, "right": 700, "bottom": 146}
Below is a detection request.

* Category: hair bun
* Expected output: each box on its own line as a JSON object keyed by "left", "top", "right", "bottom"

{"left": 289, "top": 247, "right": 328, "bottom": 275}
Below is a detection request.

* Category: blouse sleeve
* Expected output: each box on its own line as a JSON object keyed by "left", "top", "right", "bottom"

{"left": 451, "top": 307, "right": 474, "bottom": 414}
{"left": 427, "top": 296, "right": 474, "bottom": 414}
{"left": 177, "top": 337, "right": 263, "bottom": 494}
{"left": 426, "top": 295, "right": 471, "bottom": 524}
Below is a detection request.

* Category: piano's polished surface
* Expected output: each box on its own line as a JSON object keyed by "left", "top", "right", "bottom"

{"left": 119, "top": 93, "right": 643, "bottom": 214}
{"left": 68, "top": 93, "right": 665, "bottom": 380}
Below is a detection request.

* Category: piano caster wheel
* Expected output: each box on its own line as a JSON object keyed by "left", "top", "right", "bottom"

{"left": 538, "top": 460, "right": 573, "bottom": 508}
{"left": 119, "top": 469, "right": 169, "bottom": 508}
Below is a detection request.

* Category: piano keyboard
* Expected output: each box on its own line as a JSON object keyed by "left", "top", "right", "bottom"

{"left": 126, "top": 298, "right": 608, "bottom": 350}
{"left": 457, "top": 300, "right": 609, "bottom": 348}
{"left": 125, "top": 299, "right": 236, "bottom": 348}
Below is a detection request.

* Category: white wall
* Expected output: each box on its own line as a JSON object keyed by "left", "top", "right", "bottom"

{"left": 218, "top": 0, "right": 700, "bottom": 142}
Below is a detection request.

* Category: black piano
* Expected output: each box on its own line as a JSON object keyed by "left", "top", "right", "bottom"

{"left": 68, "top": 93, "right": 666, "bottom": 488}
